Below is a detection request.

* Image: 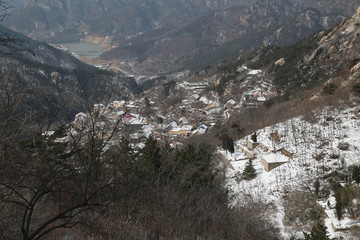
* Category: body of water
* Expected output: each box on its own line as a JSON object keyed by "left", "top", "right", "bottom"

{"left": 59, "top": 41, "right": 104, "bottom": 58}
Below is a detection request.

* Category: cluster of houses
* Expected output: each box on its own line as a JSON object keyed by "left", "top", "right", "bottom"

{"left": 220, "top": 132, "right": 294, "bottom": 173}
{"left": 239, "top": 68, "right": 277, "bottom": 108}
{"left": 45, "top": 65, "right": 281, "bottom": 157}
{"left": 67, "top": 98, "right": 216, "bottom": 149}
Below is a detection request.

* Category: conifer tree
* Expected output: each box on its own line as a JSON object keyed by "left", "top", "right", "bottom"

{"left": 251, "top": 132, "right": 257, "bottom": 142}
{"left": 221, "top": 133, "right": 235, "bottom": 153}
{"left": 335, "top": 201, "right": 343, "bottom": 220}
{"left": 228, "top": 137, "right": 235, "bottom": 153}
{"left": 310, "top": 222, "right": 331, "bottom": 240}
{"left": 314, "top": 179, "right": 320, "bottom": 196}
{"left": 138, "top": 136, "right": 161, "bottom": 175}
{"left": 352, "top": 165, "right": 360, "bottom": 184}
{"left": 242, "top": 159, "right": 256, "bottom": 180}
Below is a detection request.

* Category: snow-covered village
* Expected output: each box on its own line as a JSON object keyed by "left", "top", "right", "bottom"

{"left": 2, "top": 2, "right": 360, "bottom": 240}
{"left": 43, "top": 64, "right": 360, "bottom": 239}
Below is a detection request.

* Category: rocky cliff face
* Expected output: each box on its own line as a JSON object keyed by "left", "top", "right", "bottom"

{"left": 303, "top": 6, "right": 360, "bottom": 92}
{"left": 211, "top": 5, "right": 360, "bottom": 104}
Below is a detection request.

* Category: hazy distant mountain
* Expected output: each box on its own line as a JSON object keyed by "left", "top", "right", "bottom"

{"left": 5, "top": 0, "right": 359, "bottom": 75}
{"left": 102, "top": 0, "right": 359, "bottom": 74}
{"left": 9, "top": 0, "right": 30, "bottom": 8}
{"left": 5, "top": 0, "right": 253, "bottom": 41}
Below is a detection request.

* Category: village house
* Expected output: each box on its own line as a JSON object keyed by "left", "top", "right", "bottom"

{"left": 260, "top": 153, "right": 289, "bottom": 172}
{"left": 170, "top": 125, "right": 193, "bottom": 137}
{"left": 111, "top": 100, "right": 125, "bottom": 108}
{"left": 247, "top": 140, "right": 259, "bottom": 151}
{"left": 73, "top": 112, "right": 88, "bottom": 127}
{"left": 192, "top": 124, "right": 209, "bottom": 135}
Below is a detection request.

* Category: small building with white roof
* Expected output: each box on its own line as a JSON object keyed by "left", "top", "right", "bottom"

{"left": 260, "top": 152, "right": 289, "bottom": 172}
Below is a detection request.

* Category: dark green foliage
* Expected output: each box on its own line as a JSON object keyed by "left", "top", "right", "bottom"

{"left": 292, "top": 222, "right": 333, "bottom": 240}
{"left": 314, "top": 179, "right": 320, "bottom": 196}
{"left": 335, "top": 201, "right": 343, "bottom": 220}
{"left": 331, "top": 180, "right": 344, "bottom": 220}
{"left": 141, "top": 75, "right": 167, "bottom": 90}
{"left": 251, "top": 132, "right": 257, "bottom": 143}
{"left": 144, "top": 97, "right": 151, "bottom": 107}
{"left": 51, "top": 125, "right": 68, "bottom": 139}
{"left": 221, "top": 133, "right": 235, "bottom": 153}
{"left": 352, "top": 83, "right": 360, "bottom": 96}
{"left": 174, "top": 144, "right": 215, "bottom": 189}
{"left": 243, "top": 159, "right": 256, "bottom": 180}
{"left": 246, "top": 33, "right": 326, "bottom": 97}
{"left": 303, "top": 222, "right": 331, "bottom": 240}
{"left": 322, "top": 83, "right": 337, "bottom": 95}
{"left": 231, "top": 122, "right": 245, "bottom": 134}
{"left": 214, "top": 74, "right": 236, "bottom": 96}
{"left": 138, "top": 136, "right": 161, "bottom": 176}
{"left": 162, "top": 81, "right": 176, "bottom": 97}
{"left": 264, "top": 98, "right": 274, "bottom": 108}
{"left": 352, "top": 165, "right": 360, "bottom": 184}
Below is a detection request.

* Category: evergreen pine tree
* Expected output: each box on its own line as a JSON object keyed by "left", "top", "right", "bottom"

{"left": 221, "top": 133, "right": 234, "bottom": 153}
{"left": 227, "top": 136, "right": 235, "bottom": 153}
{"left": 310, "top": 222, "right": 330, "bottom": 240}
{"left": 242, "top": 159, "right": 256, "bottom": 180}
{"left": 335, "top": 201, "right": 343, "bottom": 220}
{"left": 352, "top": 165, "right": 360, "bottom": 184}
{"left": 139, "top": 136, "right": 161, "bottom": 175}
{"left": 251, "top": 132, "right": 257, "bottom": 142}
{"left": 314, "top": 179, "right": 320, "bottom": 196}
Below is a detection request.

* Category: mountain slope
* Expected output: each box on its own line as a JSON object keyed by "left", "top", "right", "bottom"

{"left": 223, "top": 105, "right": 360, "bottom": 239}
{"left": 0, "top": 26, "right": 140, "bottom": 122}
{"left": 5, "top": 0, "right": 358, "bottom": 76}
{"left": 101, "top": 0, "right": 358, "bottom": 75}
{"left": 242, "top": 5, "right": 360, "bottom": 101}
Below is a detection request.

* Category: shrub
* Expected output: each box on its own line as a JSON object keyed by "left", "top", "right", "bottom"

{"left": 338, "top": 142, "right": 350, "bottom": 151}
{"left": 242, "top": 159, "right": 256, "bottom": 180}
{"left": 352, "top": 83, "right": 360, "bottom": 96}
{"left": 322, "top": 83, "right": 337, "bottom": 95}
{"left": 251, "top": 132, "right": 257, "bottom": 143}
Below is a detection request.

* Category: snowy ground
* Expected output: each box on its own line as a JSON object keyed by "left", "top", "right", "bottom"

{"left": 219, "top": 106, "right": 360, "bottom": 239}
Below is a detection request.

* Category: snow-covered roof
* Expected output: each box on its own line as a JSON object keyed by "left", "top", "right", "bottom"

{"left": 42, "top": 131, "right": 55, "bottom": 137}
{"left": 94, "top": 103, "right": 105, "bottom": 108}
{"left": 181, "top": 125, "right": 193, "bottom": 131}
{"left": 134, "top": 142, "right": 145, "bottom": 149}
{"left": 143, "top": 127, "right": 153, "bottom": 138}
{"left": 168, "top": 121, "right": 178, "bottom": 128}
{"left": 193, "top": 124, "right": 208, "bottom": 135}
{"left": 123, "top": 113, "right": 143, "bottom": 125}
{"left": 248, "top": 70, "right": 262, "bottom": 75}
{"left": 192, "top": 94, "right": 200, "bottom": 100}
{"left": 226, "top": 99, "right": 237, "bottom": 105}
{"left": 111, "top": 100, "right": 125, "bottom": 107}
{"left": 75, "top": 112, "right": 87, "bottom": 119}
{"left": 205, "top": 101, "right": 221, "bottom": 110}
{"left": 170, "top": 125, "right": 193, "bottom": 134}
{"left": 261, "top": 153, "right": 289, "bottom": 163}
{"left": 178, "top": 117, "right": 189, "bottom": 124}
{"left": 257, "top": 96, "right": 267, "bottom": 102}
{"left": 199, "top": 96, "right": 210, "bottom": 104}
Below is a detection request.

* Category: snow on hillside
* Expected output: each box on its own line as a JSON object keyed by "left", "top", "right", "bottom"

{"left": 220, "top": 105, "right": 360, "bottom": 239}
